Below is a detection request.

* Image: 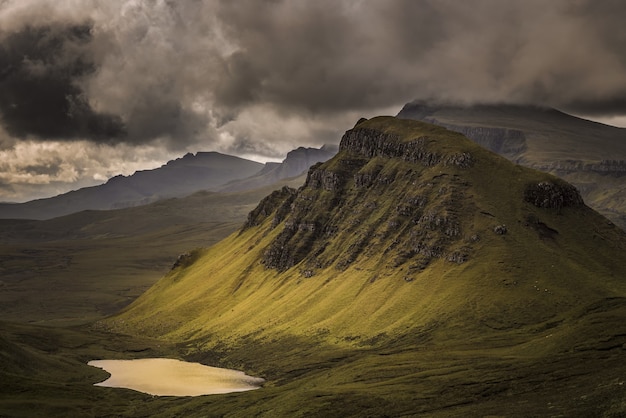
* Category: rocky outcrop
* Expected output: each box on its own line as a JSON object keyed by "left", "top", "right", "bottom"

{"left": 305, "top": 168, "right": 346, "bottom": 191}
{"left": 339, "top": 128, "right": 473, "bottom": 168}
{"left": 524, "top": 181, "right": 584, "bottom": 210}
{"left": 171, "top": 250, "right": 201, "bottom": 270}
{"left": 242, "top": 186, "right": 297, "bottom": 231}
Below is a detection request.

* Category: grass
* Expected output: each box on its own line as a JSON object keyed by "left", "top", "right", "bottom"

{"left": 0, "top": 177, "right": 304, "bottom": 325}
{"left": 90, "top": 116, "right": 626, "bottom": 415}
{"left": 397, "top": 103, "right": 626, "bottom": 230}
{"left": 2, "top": 117, "right": 626, "bottom": 416}
{"left": 2, "top": 315, "right": 626, "bottom": 417}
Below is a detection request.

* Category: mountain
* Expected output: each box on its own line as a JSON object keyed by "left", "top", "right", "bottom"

{"left": 397, "top": 101, "right": 626, "bottom": 229}
{"left": 219, "top": 144, "right": 338, "bottom": 192}
{"left": 99, "top": 117, "right": 626, "bottom": 416}
{"left": 0, "top": 152, "right": 263, "bottom": 220}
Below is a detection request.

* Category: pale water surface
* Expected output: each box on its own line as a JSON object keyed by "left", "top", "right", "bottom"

{"left": 88, "top": 358, "right": 265, "bottom": 396}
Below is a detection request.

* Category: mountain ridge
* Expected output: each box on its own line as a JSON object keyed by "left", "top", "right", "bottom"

{"left": 0, "top": 145, "right": 338, "bottom": 221}
{"left": 218, "top": 145, "right": 337, "bottom": 193}
{"left": 397, "top": 101, "right": 626, "bottom": 229}
{"left": 0, "top": 151, "right": 264, "bottom": 220}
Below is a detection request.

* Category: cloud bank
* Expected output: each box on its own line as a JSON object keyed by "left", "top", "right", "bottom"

{"left": 1, "top": 0, "right": 625, "bottom": 200}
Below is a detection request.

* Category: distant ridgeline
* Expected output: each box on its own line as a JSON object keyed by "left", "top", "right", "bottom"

{"left": 539, "top": 159, "right": 626, "bottom": 173}
{"left": 422, "top": 119, "right": 528, "bottom": 158}
{"left": 428, "top": 119, "right": 626, "bottom": 174}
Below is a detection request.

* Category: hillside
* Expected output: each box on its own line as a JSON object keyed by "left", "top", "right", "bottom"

{"left": 0, "top": 152, "right": 263, "bottom": 220}
{"left": 100, "top": 117, "right": 626, "bottom": 416}
{"left": 0, "top": 176, "right": 305, "bottom": 325}
{"left": 397, "top": 101, "right": 626, "bottom": 229}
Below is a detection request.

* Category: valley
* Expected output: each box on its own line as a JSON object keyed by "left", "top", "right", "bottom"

{"left": 0, "top": 180, "right": 303, "bottom": 325}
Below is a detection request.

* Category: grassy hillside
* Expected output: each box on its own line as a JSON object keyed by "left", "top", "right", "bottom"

{"left": 0, "top": 177, "right": 304, "bottom": 325}
{"left": 90, "top": 117, "right": 626, "bottom": 416}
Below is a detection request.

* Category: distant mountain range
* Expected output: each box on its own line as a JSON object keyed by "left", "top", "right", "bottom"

{"left": 397, "top": 101, "right": 626, "bottom": 229}
{"left": 0, "top": 145, "right": 337, "bottom": 220}
{"left": 219, "top": 144, "right": 338, "bottom": 192}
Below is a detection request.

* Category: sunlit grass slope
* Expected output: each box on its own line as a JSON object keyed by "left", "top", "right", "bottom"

{"left": 111, "top": 117, "right": 626, "bottom": 346}
{"left": 104, "top": 116, "right": 626, "bottom": 416}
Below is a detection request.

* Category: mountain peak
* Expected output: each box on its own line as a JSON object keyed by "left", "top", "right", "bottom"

{"left": 243, "top": 117, "right": 589, "bottom": 279}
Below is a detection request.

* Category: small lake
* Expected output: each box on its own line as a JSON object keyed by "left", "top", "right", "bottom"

{"left": 88, "top": 358, "right": 265, "bottom": 396}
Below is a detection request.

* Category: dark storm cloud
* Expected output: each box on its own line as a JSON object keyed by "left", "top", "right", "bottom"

{"left": 0, "top": 23, "right": 125, "bottom": 140}
{"left": 212, "top": 0, "right": 626, "bottom": 115}
{"left": 2, "top": 0, "right": 626, "bottom": 153}
{"left": 213, "top": 0, "right": 408, "bottom": 113}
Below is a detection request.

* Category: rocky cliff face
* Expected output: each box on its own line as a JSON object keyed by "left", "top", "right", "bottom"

{"left": 256, "top": 122, "right": 478, "bottom": 273}
{"left": 248, "top": 117, "right": 583, "bottom": 275}
{"left": 339, "top": 128, "right": 473, "bottom": 167}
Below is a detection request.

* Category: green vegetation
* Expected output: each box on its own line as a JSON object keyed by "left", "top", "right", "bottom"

{"left": 397, "top": 102, "right": 626, "bottom": 230}
{"left": 97, "top": 117, "right": 626, "bottom": 415}
{"left": 0, "top": 178, "right": 304, "bottom": 325}
{"left": 2, "top": 117, "right": 626, "bottom": 416}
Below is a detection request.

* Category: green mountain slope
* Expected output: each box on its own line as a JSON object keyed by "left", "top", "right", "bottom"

{"left": 397, "top": 101, "right": 626, "bottom": 230}
{"left": 101, "top": 117, "right": 626, "bottom": 416}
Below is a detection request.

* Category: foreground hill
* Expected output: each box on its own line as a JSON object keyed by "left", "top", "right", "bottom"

{"left": 397, "top": 101, "right": 626, "bottom": 229}
{"left": 101, "top": 117, "right": 626, "bottom": 416}
{"left": 0, "top": 152, "right": 263, "bottom": 220}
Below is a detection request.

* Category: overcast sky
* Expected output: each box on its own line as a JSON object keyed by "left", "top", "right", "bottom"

{"left": 1, "top": 0, "right": 625, "bottom": 201}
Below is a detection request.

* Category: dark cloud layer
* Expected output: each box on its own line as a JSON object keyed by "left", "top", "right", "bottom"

{"left": 2, "top": 0, "right": 626, "bottom": 149}
{"left": 211, "top": 0, "right": 626, "bottom": 116}
{"left": 0, "top": 23, "right": 125, "bottom": 140}
{"left": 1, "top": 0, "right": 626, "bottom": 202}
